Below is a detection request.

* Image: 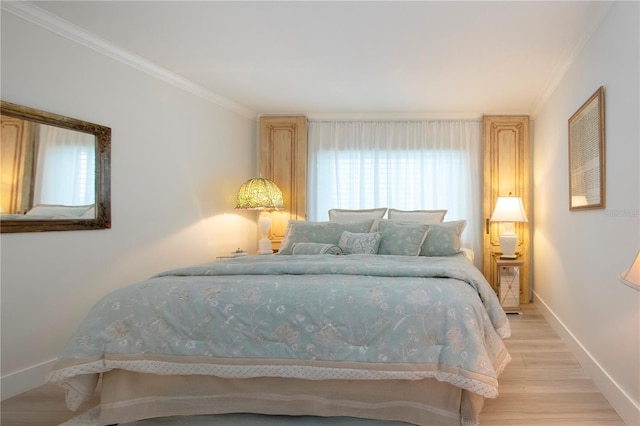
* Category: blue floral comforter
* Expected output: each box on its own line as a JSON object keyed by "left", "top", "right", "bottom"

{"left": 47, "top": 254, "right": 511, "bottom": 410}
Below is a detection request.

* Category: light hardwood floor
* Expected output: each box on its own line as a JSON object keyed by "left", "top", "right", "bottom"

{"left": 0, "top": 304, "right": 625, "bottom": 426}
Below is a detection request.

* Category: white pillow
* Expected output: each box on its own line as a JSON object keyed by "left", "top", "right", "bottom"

{"left": 80, "top": 206, "right": 96, "bottom": 219}
{"left": 387, "top": 209, "right": 447, "bottom": 224}
{"left": 26, "top": 204, "right": 93, "bottom": 218}
{"left": 328, "top": 208, "right": 387, "bottom": 222}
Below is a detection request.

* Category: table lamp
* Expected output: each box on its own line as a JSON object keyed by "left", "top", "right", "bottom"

{"left": 490, "top": 195, "right": 528, "bottom": 259}
{"left": 619, "top": 250, "right": 640, "bottom": 291}
{"left": 235, "top": 177, "right": 284, "bottom": 254}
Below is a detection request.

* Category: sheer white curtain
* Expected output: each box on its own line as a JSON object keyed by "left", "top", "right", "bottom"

{"left": 34, "top": 123, "right": 95, "bottom": 206}
{"left": 308, "top": 120, "right": 483, "bottom": 262}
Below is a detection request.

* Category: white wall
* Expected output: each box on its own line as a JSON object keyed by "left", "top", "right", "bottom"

{"left": 532, "top": 2, "right": 639, "bottom": 424}
{"left": 1, "top": 12, "right": 259, "bottom": 398}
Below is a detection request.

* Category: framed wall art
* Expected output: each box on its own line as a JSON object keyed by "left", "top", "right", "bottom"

{"left": 568, "top": 86, "right": 605, "bottom": 211}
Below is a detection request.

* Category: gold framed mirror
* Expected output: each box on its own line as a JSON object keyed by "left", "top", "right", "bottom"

{"left": 568, "top": 86, "right": 605, "bottom": 211}
{"left": 1, "top": 101, "right": 111, "bottom": 232}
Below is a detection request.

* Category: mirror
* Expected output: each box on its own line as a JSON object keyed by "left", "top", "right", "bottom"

{"left": 1, "top": 101, "right": 111, "bottom": 232}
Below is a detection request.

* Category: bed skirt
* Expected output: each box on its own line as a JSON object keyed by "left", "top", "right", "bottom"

{"left": 98, "top": 370, "right": 485, "bottom": 426}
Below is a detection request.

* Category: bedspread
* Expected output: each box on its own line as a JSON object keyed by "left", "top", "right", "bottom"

{"left": 46, "top": 254, "right": 511, "bottom": 411}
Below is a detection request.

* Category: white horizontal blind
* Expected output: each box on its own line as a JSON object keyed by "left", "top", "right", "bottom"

{"left": 34, "top": 123, "right": 96, "bottom": 206}
{"left": 308, "top": 120, "right": 482, "bottom": 263}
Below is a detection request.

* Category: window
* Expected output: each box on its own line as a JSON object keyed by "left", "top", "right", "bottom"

{"left": 308, "top": 120, "right": 482, "bottom": 261}
{"left": 314, "top": 149, "right": 470, "bottom": 216}
{"left": 34, "top": 124, "right": 96, "bottom": 205}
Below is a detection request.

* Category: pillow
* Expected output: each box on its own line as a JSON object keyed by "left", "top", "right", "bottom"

{"left": 328, "top": 208, "right": 387, "bottom": 222}
{"left": 338, "top": 231, "right": 382, "bottom": 255}
{"left": 80, "top": 206, "right": 96, "bottom": 219}
{"left": 387, "top": 209, "right": 447, "bottom": 223}
{"left": 420, "top": 220, "right": 467, "bottom": 257}
{"left": 291, "top": 243, "right": 342, "bottom": 255}
{"left": 26, "top": 204, "right": 94, "bottom": 218}
{"left": 278, "top": 220, "right": 375, "bottom": 255}
{"left": 375, "top": 220, "right": 430, "bottom": 256}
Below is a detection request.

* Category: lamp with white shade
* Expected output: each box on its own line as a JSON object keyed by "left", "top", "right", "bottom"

{"left": 619, "top": 250, "right": 640, "bottom": 291}
{"left": 235, "top": 177, "right": 284, "bottom": 255}
{"left": 490, "top": 195, "right": 528, "bottom": 259}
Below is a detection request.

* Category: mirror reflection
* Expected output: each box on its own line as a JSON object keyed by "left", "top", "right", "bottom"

{"left": 0, "top": 101, "right": 111, "bottom": 233}
{"left": 2, "top": 117, "right": 96, "bottom": 218}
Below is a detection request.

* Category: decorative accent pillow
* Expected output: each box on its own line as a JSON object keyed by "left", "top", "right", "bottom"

{"left": 278, "top": 220, "right": 375, "bottom": 255}
{"left": 420, "top": 220, "right": 467, "bottom": 256}
{"left": 387, "top": 209, "right": 447, "bottom": 223}
{"left": 338, "top": 231, "right": 382, "bottom": 255}
{"left": 375, "top": 220, "right": 430, "bottom": 256}
{"left": 328, "top": 208, "right": 387, "bottom": 222}
{"left": 291, "top": 243, "right": 343, "bottom": 255}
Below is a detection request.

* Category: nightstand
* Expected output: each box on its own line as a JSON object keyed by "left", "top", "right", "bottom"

{"left": 494, "top": 256, "right": 524, "bottom": 314}
{"left": 216, "top": 249, "right": 249, "bottom": 260}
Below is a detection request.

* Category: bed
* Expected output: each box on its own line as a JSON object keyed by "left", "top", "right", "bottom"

{"left": 46, "top": 217, "right": 511, "bottom": 426}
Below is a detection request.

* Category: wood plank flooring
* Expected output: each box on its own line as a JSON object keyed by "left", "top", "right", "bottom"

{"left": 0, "top": 304, "right": 624, "bottom": 425}
{"left": 480, "top": 304, "right": 625, "bottom": 425}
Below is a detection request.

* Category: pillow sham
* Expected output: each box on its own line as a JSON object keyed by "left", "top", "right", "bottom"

{"left": 375, "top": 220, "right": 430, "bottom": 256}
{"left": 420, "top": 220, "right": 467, "bottom": 257}
{"left": 338, "top": 231, "right": 382, "bottom": 255}
{"left": 80, "top": 206, "right": 96, "bottom": 219}
{"left": 278, "top": 220, "right": 375, "bottom": 255}
{"left": 387, "top": 208, "right": 447, "bottom": 223}
{"left": 291, "top": 242, "right": 343, "bottom": 255}
{"left": 26, "top": 204, "right": 94, "bottom": 218}
{"left": 328, "top": 208, "right": 387, "bottom": 222}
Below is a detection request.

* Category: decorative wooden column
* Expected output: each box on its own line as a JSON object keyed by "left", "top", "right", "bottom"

{"left": 259, "top": 116, "right": 307, "bottom": 251}
{"left": 482, "top": 115, "right": 531, "bottom": 304}
{"left": 0, "top": 115, "right": 35, "bottom": 214}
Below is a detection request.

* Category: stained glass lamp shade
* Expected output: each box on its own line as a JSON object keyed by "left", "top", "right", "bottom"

{"left": 235, "top": 178, "right": 284, "bottom": 254}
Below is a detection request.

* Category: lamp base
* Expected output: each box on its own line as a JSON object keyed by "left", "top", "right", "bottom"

{"left": 257, "top": 238, "right": 273, "bottom": 255}
{"left": 257, "top": 211, "right": 273, "bottom": 255}
{"left": 499, "top": 234, "right": 518, "bottom": 258}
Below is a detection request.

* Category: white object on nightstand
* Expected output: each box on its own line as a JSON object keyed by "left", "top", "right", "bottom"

{"left": 495, "top": 257, "right": 524, "bottom": 314}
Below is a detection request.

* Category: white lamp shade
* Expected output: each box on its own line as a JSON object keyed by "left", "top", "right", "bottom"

{"left": 620, "top": 250, "right": 640, "bottom": 290}
{"left": 490, "top": 196, "right": 527, "bottom": 259}
{"left": 490, "top": 197, "right": 528, "bottom": 223}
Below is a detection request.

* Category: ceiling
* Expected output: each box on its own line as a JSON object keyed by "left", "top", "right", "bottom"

{"left": 25, "top": 1, "right": 613, "bottom": 118}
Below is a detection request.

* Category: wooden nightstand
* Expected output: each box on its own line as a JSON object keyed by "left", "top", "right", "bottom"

{"left": 494, "top": 256, "right": 524, "bottom": 314}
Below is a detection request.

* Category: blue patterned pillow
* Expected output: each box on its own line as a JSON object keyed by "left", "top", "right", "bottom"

{"left": 338, "top": 231, "right": 382, "bottom": 255}
{"left": 375, "top": 220, "right": 430, "bottom": 256}
{"left": 420, "top": 220, "right": 467, "bottom": 256}
{"left": 291, "top": 243, "right": 343, "bottom": 255}
{"left": 278, "top": 220, "right": 375, "bottom": 255}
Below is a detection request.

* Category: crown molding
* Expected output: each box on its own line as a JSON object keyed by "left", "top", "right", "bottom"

{"left": 2, "top": 2, "right": 258, "bottom": 121}
{"left": 529, "top": 1, "right": 614, "bottom": 118}
{"left": 305, "top": 112, "right": 483, "bottom": 122}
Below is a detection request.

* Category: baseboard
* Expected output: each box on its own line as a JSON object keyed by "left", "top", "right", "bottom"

{"left": 0, "top": 358, "right": 57, "bottom": 401}
{"left": 533, "top": 292, "right": 640, "bottom": 425}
